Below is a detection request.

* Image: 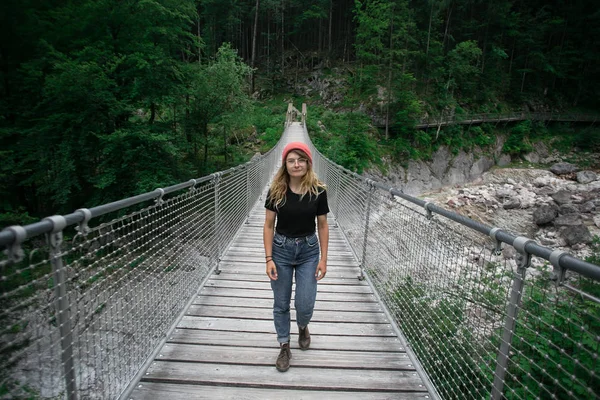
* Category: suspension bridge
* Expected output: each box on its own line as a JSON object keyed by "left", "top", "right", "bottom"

{"left": 1, "top": 104, "right": 599, "bottom": 400}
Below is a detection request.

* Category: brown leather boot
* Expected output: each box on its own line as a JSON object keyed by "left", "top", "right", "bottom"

{"left": 299, "top": 325, "right": 310, "bottom": 350}
{"left": 276, "top": 342, "right": 291, "bottom": 372}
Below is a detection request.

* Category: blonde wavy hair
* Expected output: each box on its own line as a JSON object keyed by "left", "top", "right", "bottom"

{"left": 267, "top": 149, "right": 326, "bottom": 210}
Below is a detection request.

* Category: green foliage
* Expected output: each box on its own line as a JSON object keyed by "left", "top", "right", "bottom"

{"left": 308, "top": 108, "right": 379, "bottom": 173}
{"left": 506, "top": 277, "right": 600, "bottom": 399}
{"left": 446, "top": 40, "right": 483, "bottom": 100}
{"left": 390, "top": 277, "right": 491, "bottom": 398}
{"left": 573, "top": 128, "right": 600, "bottom": 153}
{"left": 91, "top": 128, "right": 182, "bottom": 204}
{"left": 503, "top": 120, "right": 534, "bottom": 155}
{"left": 586, "top": 236, "right": 600, "bottom": 266}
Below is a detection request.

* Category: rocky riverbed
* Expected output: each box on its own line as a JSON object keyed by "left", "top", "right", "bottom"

{"left": 419, "top": 163, "right": 600, "bottom": 262}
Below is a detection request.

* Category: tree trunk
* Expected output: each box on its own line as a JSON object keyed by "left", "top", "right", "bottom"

{"left": 385, "top": 7, "right": 395, "bottom": 140}
{"left": 443, "top": 5, "right": 452, "bottom": 51}
{"left": 149, "top": 102, "right": 156, "bottom": 124}
{"left": 318, "top": 18, "right": 323, "bottom": 53}
{"left": 223, "top": 125, "right": 228, "bottom": 164}
{"left": 508, "top": 37, "right": 515, "bottom": 76}
{"left": 281, "top": 0, "right": 285, "bottom": 76}
{"left": 520, "top": 56, "right": 528, "bottom": 93}
{"left": 426, "top": 0, "right": 433, "bottom": 55}
{"left": 203, "top": 122, "right": 208, "bottom": 168}
{"left": 250, "top": 0, "right": 260, "bottom": 94}
{"left": 185, "top": 95, "right": 191, "bottom": 144}
{"left": 553, "top": 19, "right": 568, "bottom": 90}
{"left": 173, "top": 103, "right": 176, "bottom": 132}
{"left": 197, "top": 16, "right": 201, "bottom": 64}
{"left": 328, "top": 0, "right": 333, "bottom": 56}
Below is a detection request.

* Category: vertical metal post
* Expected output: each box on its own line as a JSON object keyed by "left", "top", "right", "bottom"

{"left": 334, "top": 171, "right": 341, "bottom": 217}
{"left": 491, "top": 237, "right": 532, "bottom": 400}
{"left": 213, "top": 174, "right": 222, "bottom": 275}
{"left": 45, "top": 216, "right": 77, "bottom": 400}
{"left": 358, "top": 181, "right": 375, "bottom": 281}
{"left": 245, "top": 167, "right": 251, "bottom": 224}
{"left": 302, "top": 103, "right": 307, "bottom": 126}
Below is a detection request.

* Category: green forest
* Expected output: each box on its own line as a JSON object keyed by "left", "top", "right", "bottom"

{"left": 2, "top": 0, "right": 599, "bottom": 225}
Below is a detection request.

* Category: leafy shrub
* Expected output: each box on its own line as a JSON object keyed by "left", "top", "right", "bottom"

{"left": 503, "top": 120, "right": 534, "bottom": 154}
{"left": 574, "top": 128, "right": 600, "bottom": 152}
{"left": 506, "top": 275, "right": 600, "bottom": 399}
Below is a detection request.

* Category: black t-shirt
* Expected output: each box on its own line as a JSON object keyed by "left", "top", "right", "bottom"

{"left": 265, "top": 187, "right": 329, "bottom": 237}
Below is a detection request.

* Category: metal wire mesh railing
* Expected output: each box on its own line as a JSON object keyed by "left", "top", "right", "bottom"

{"left": 2, "top": 103, "right": 598, "bottom": 400}
{"left": 0, "top": 128, "right": 286, "bottom": 399}
{"left": 304, "top": 119, "right": 600, "bottom": 399}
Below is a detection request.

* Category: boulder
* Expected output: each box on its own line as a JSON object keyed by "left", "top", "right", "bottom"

{"left": 553, "top": 214, "right": 582, "bottom": 227}
{"left": 495, "top": 188, "right": 516, "bottom": 200}
{"left": 534, "top": 186, "right": 555, "bottom": 196}
{"left": 470, "top": 156, "right": 495, "bottom": 179}
{"left": 517, "top": 188, "right": 537, "bottom": 209}
{"left": 503, "top": 198, "right": 521, "bottom": 209}
{"left": 577, "top": 170, "right": 597, "bottom": 184}
{"left": 496, "top": 154, "right": 511, "bottom": 167}
{"left": 549, "top": 162, "right": 578, "bottom": 175}
{"left": 430, "top": 146, "right": 450, "bottom": 179}
{"left": 551, "top": 190, "right": 572, "bottom": 205}
{"left": 594, "top": 215, "right": 600, "bottom": 228}
{"left": 523, "top": 152, "right": 540, "bottom": 164}
{"left": 533, "top": 204, "right": 558, "bottom": 225}
{"left": 559, "top": 204, "right": 579, "bottom": 215}
{"left": 580, "top": 201, "right": 595, "bottom": 213}
{"left": 559, "top": 225, "right": 593, "bottom": 245}
{"left": 444, "top": 151, "right": 474, "bottom": 186}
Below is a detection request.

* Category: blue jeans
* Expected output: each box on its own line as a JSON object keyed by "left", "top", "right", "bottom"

{"left": 271, "top": 232, "right": 320, "bottom": 344}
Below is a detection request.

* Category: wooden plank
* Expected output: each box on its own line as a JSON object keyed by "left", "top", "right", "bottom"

{"left": 177, "top": 316, "right": 396, "bottom": 336}
{"left": 228, "top": 245, "right": 352, "bottom": 253}
{"left": 156, "top": 343, "right": 413, "bottom": 370}
{"left": 209, "top": 272, "right": 366, "bottom": 284}
{"left": 199, "top": 286, "right": 377, "bottom": 302}
{"left": 186, "top": 305, "right": 388, "bottom": 324}
{"left": 215, "top": 266, "right": 363, "bottom": 279}
{"left": 194, "top": 295, "right": 383, "bottom": 312}
{"left": 217, "top": 261, "right": 362, "bottom": 272}
{"left": 167, "top": 330, "right": 406, "bottom": 352}
{"left": 221, "top": 255, "right": 358, "bottom": 265}
{"left": 141, "top": 361, "right": 427, "bottom": 392}
{"left": 132, "top": 382, "right": 430, "bottom": 400}
{"left": 205, "top": 279, "right": 373, "bottom": 294}
{"left": 127, "top": 193, "right": 433, "bottom": 398}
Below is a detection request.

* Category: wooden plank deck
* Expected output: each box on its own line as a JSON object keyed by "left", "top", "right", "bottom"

{"left": 130, "top": 198, "right": 431, "bottom": 399}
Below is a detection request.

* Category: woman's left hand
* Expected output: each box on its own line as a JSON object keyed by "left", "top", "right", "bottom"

{"left": 315, "top": 259, "right": 327, "bottom": 281}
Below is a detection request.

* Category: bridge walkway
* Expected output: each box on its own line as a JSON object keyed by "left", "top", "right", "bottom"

{"left": 130, "top": 190, "right": 430, "bottom": 399}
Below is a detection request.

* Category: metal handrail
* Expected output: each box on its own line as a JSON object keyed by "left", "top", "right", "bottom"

{"left": 0, "top": 110, "right": 291, "bottom": 400}
{"left": 1, "top": 103, "right": 598, "bottom": 400}
{"left": 305, "top": 108, "right": 600, "bottom": 400}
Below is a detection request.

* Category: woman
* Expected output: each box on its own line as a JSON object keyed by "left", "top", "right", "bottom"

{"left": 263, "top": 141, "right": 329, "bottom": 372}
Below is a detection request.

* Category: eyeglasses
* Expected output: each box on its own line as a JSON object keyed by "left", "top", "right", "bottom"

{"left": 286, "top": 158, "right": 308, "bottom": 166}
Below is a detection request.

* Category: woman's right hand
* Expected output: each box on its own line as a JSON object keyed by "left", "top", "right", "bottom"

{"left": 266, "top": 260, "right": 278, "bottom": 280}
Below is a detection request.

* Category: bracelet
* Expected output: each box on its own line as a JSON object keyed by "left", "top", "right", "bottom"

{"left": 265, "top": 255, "right": 272, "bottom": 260}
{"left": 266, "top": 259, "right": 274, "bottom": 263}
